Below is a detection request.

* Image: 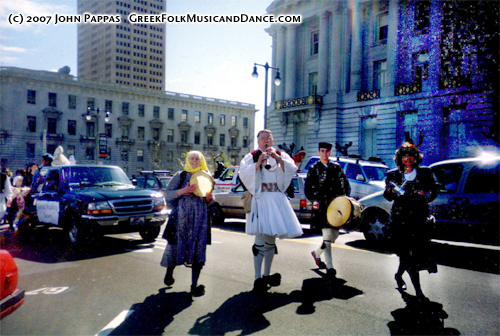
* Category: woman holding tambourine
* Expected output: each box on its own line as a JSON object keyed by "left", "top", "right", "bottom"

{"left": 160, "top": 150, "right": 214, "bottom": 297}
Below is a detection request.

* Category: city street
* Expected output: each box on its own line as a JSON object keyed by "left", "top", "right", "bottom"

{"left": 1, "top": 220, "right": 499, "bottom": 335}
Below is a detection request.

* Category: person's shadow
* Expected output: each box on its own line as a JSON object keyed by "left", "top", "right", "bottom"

{"left": 388, "top": 289, "right": 460, "bottom": 335}
{"left": 105, "top": 288, "right": 193, "bottom": 335}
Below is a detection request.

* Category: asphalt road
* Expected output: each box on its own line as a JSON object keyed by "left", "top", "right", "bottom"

{"left": 1, "top": 220, "right": 499, "bottom": 335}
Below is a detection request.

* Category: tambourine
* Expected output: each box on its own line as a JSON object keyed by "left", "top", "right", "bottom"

{"left": 326, "top": 196, "right": 363, "bottom": 231}
{"left": 189, "top": 170, "right": 214, "bottom": 197}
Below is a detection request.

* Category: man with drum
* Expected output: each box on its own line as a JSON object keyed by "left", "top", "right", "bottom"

{"left": 305, "top": 142, "right": 350, "bottom": 280}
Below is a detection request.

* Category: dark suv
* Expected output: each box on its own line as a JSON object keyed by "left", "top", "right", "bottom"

{"left": 24, "top": 165, "right": 168, "bottom": 244}
{"left": 358, "top": 155, "right": 500, "bottom": 245}
{"left": 133, "top": 170, "right": 172, "bottom": 194}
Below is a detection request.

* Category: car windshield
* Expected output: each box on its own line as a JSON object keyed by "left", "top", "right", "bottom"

{"left": 363, "top": 166, "right": 388, "bottom": 181}
{"left": 65, "top": 166, "right": 133, "bottom": 188}
{"left": 160, "top": 177, "right": 172, "bottom": 189}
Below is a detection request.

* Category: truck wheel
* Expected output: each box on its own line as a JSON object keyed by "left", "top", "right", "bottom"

{"left": 67, "top": 222, "right": 84, "bottom": 245}
{"left": 139, "top": 227, "right": 160, "bottom": 242}
{"left": 362, "top": 209, "right": 390, "bottom": 242}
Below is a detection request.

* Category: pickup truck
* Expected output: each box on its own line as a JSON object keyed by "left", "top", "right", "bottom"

{"left": 22, "top": 165, "right": 168, "bottom": 245}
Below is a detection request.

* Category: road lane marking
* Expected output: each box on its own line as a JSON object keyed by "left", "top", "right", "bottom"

{"left": 96, "top": 310, "right": 134, "bottom": 336}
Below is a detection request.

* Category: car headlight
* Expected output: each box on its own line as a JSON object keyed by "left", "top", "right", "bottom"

{"left": 153, "top": 197, "right": 167, "bottom": 212}
{"left": 87, "top": 201, "right": 113, "bottom": 215}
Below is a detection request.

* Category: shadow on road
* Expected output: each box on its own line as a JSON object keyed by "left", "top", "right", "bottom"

{"left": 347, "top": 239, "right": 500, "bottom": 275}
{"left": 388, "top": 289, "right": 461, "bottom": 335}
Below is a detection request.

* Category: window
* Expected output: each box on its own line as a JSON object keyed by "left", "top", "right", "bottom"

{"left": 377, "top": 13, "right": 388, "bottom": 41}
{"left": 243, "top": 136, "right": 249, "bottom": 147}
{"left": 153, "top": 106, "right": 160, "bottom": 119}
{"left": 68, "top": 95, "right": 76, "bottom": 109}
{"left": 208, "top": 113, "right": 213, "bottom": 125}
{"left": 121, "top": 150, "right": 129, "bottom": 161}
{"left": 48, "top": 92, "right": 57, "bottom": 107}
{"left": 345, "top": 164, "right": 364, "bottom": 181}
{"left": 309, "top": 72, "right": 318, "bottom": 95}
{"left": 464, "top": 164, "right": 499, "bottom": 194}
{"left": 122, "top": 102, "right": 129, "bottom": 115}
{"left": 230, "top": 136, "right": 237, "bottom": 147}
{"left": 27, "top": 90, "right": 36, "bottom": 104}
{"left": 87, "top": 97, "right": 95, "bottom": 110}
{"left": 415, "top": 0, "right": 430, "bottom": 34}
{"left": 433, "top": 164, "right": 463, "bottom": 193}
{"left": 105, "top": 123, "right": 112, "bottom": 138}
{"left": 195, "top": 111, "right": 201, "bottom": 123}
{"left": 86, "top": 122, "right": 95, "bottom": 137}
{"left": 152, "top": 127, "right": 160, "bottom": 141}
{"left": 207, "top": 133, "right": 213, "bottom": 145}
{"left": 311, "top": 31, "right": 319, "bottom": 55}
{"left": 220, "top": 134, "right": 225, "bottom": 146}
{"left": 412, "top": 50, "right": 429, "bottom": 82}
{"left": 180, "top": 131, "right": 188, "bottom": 143}
{"left": 243, "top": 117, "right": 248, "bottom": 128}
{"left": 86, "top": 147, "right": 95, "bottom": 160}
{"left": 231, "top": 116, "right": 237, "bottom": 127}
{"left": 27, "top": 116, "right": 36, "bottom": 132}
{"left": 167, "top": 129, "right": 173, "bottom": 142}
{"left": 373, "top": 60, "right": 387, "bottom": 89}
{"left": 181, "top": 110, "right": 188, "bottom": 122}
{"left": 138, "top": 104, "right": 145, "bottom": 117}
{"left": 68, "top": 120, "right": 76, "bottom": 135}
{"left": 194, "top": 131, "right": 200, "bottom": 144}
{"left": 27, "top": 143, "right": 35, "bottom": 158}
{"left": 220, "top": 114, "right": 225, "bottom": 126}
{"left": 138, "top": 126, "right": 144, "bottom": 140}
{"left": 121, "top": 125, "right": 130, "bottom": 138}
{"left": 168, "top": 108, "right": 174, "bottom": 119}
{"left": 47, "top": 118, "right": 57, "bottom": 134}
{"left": 67, "top": 145, "right": 75, "bottom": 157}
{"left": 400, "top": 111, "right": 419, "bottom": 146}
{"left": 137, "top": 149, "right": 144, "bottom": 162}
{"left": 105, "top": 99, "right": 113, "bottom": 112}
{"left": 47, "top": 144, "right": 57, "bottom": 156}
{"left": 167, "top": 151, "right": 173, "bottom": 162}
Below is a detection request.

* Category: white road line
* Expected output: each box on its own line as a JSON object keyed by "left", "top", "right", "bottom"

{"left": 95, "top": 310, "right": 134, "bottom": 336}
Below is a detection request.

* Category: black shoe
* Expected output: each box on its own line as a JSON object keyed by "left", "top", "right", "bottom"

{"left": 164, "top": 274, "right": 175, "bottom": 286}
{"left": 395, "top": 274, "right": 406, "bottom": 290}
{"left": 253, "top": 278, "right": 270, "bottom": 292}
{"left": 263, "top": 273, "right": 281, "bottom": 287}
{"left": 326, "top": 268, "right": 337, "bottom": 279}
{"left": 191, "top": 285, "right": 205, "bottom": 297}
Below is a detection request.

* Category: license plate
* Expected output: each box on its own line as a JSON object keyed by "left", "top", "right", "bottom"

{"left": 131, "top": 217, "right": 145, "bottom": 225}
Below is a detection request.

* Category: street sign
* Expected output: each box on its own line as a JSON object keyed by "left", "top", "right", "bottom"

{"left": 99, "top": 133, "right": 108, "bottom": 158}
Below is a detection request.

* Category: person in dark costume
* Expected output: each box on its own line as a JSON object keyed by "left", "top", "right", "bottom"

{"left": 384, "top": 142, "right": 438, "bottom": 300}
{"left": 305, "top": 142, "right": 350, "bottom": 278}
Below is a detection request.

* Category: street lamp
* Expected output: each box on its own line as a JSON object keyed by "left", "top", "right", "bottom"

{"left": 252, "top": 62, "right": 281, "bottom": 129}
{"left": 86, "top": 107, "right": 111, "bottom": 162}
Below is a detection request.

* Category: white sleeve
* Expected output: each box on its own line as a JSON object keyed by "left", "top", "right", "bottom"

{"left": 276, "top": 152, "right": 297, "bottom": 192}
{"left": 239, "top": 153, "right": 260, "bottom": 196}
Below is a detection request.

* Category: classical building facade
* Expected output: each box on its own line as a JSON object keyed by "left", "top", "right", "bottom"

{"left": 77, "top": 0, "right": 166, "bottom": 92}
{"left": 0, "top": 67, "right": 256, "bottom": 176}
{"left": 265, "top": 0, "right": 498, "bottom": 167}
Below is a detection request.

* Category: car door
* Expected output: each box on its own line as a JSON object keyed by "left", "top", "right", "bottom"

{"left": 344, "top": 163, "right": 367, "bottom": 199}
{"left": 34, "top": 168, "right": 63, "bottom": 226}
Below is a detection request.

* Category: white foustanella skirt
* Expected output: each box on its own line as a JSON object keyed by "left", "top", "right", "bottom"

{"left": 246, "top": 191, "right": 303, "bottom": 238}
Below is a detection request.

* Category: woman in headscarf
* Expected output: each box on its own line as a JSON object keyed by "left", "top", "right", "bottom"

{"left": 384, "top": 142, "right": 438, "bottom": 300}
{"left": 160, "top": 151, "right": 214, "bottom": 297}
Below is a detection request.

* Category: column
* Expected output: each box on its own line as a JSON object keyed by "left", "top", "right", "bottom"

{"left": 386, "top": 0, "right": 398, "bottom": 88}
{"left": 330, "top": 2, "right": 343, "bottom": 94}
{"left": 317, "top": 11, "right": 330, "bottom": 95}
{"left": 276, "top": 25, "right": 286, "bottom": 102}
{"left": 285, "top": 25, "right": 296, "bottom": 100}
{"left": 350, "top": 0, "right": 362, "bottom": 91}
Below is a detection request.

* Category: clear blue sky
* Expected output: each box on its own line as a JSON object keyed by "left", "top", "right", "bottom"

{"left": 0, "top": 0, "right": 279, "bottom": 136}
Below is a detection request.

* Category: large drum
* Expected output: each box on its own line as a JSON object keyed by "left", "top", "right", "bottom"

{"left": 189, "top": 171, "right": 214, "bottom": 197}
{"left": 326, "top": 196, "right": 363, "bottom": 232}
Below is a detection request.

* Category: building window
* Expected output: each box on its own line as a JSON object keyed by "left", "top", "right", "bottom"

{"left": 138, "top": 104, "right": 145, "bottom": 117}
{"left": 168, "top": 108, "right": 174, "bottom": 119}
{"left": 138, "top": 126, "right": 144, "bottom": 140}
{"left": 68, "top": 95, "right": 76, "bottom": 109}
{"left": 415, "top": 0, "right": 430, "bottom": 34}
{"left": 412, "top": 50, "right": 429, "bottom": 82}
{"left": 180, "top": 131, "right": 188, "bottom": 143}
{"left": 207, "top": 134, "right": 213, "bottom": 145}
{"left": 167, "top": 151, "right": 173, "bottom": 162}
{"left": 195, "top": 111, "right": 201, "bottom": 123}
{"left": 27, "top": 90, "right": 36, "bottom": 104}
{"left": 373, "top": 60, "right": 387, "bottom": 89}
{"left": 47, "top": 118, "right": 57, "bottom": 134}
{"left": 87, "top": 97, "right": 95, "bottom": 110}
{"left": 181, "top": 110, "right": 188, "bottom": 122}
{"left": 243, "top": 136, "right": 249, "bottom": 147}
{"left": 309, "top": 72, "right": 318, "bottom": 95}
{"left": 311, "top": 31, "right": 319, "bottom": 55}
{"left": 208, "top": 113, "right": 213, "bottom": 125}
{"left": 86, "top": 147, "right": 95, "bottom": 161}
{"left": 137, "top": 149, "right": 144, "bottom": 162}
{"left": 153, "top": 106, "right": 160, "bottom": 119}
{"left": 27, "top": 143, "right": 35, "bottom": 158}
{"left": 86, "top": 122, "right": 95, "bottom": 137}
{"left": 121, "top": 150, "right": 129, "bottom": 161}
{"left": 68, "top": 120, "right": 76, "bottom": 135}
{"left": 377, "top": 13, "right": 388, "bottom": 41}
{"left": 167, "top": 129, "right": 173, "bottom": 142}
{"left": 243, "top": 117, "right": 248, "bottom": 128}
{"left": 121, "top": 125, "right": 130, "bottom": 138}
{"left": 105, "top": 124, "right": 112, "bottom": 138}
{"left": 26, "top": 116, "right": 36, "bottom": 132}
{"left": 122, "top": 102, "right": 129, "bottom": 115}
{"left": 220, "top": 114, "right": 225, "bottom": 126}
{"left": 220, "top": 134, "right": 225, "bottom": 146}
{"left": 67, "top": 145, "right": 75, "bottom": 157}
{"left": 231, "top": 136, "right": 237, "bottom": 147}
{"left": 400, "top": 111, "right": 419, "bottom": 145}
{"left": 231, "top": 116, "right": 237, "bottom": 127}
{"left": 48, "top": 92, "right": 57, "bottom": 107}
{"left": 152, "top": 127, "right": 160, "bottom": 141}
{"left": 194, "top": 131, "right": 200, "bottom": 144}
{"left": 105, "top": 99, "right": 113, "bottom": 112}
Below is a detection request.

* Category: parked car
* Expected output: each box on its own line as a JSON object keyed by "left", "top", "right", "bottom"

{"left": 0, "top": 250, "right": 24, "bottom": 319}
{"left": 214, "top": 166, "right": 240, "bottom": 194}
{"left": 215, "top": 175, "right": 312, "bottom": 223}
{"left": 21, "top": 165, "right": 168, "bottom": 245}
{"left": 133, "top": 170, "right": 172, "bottom": 194}
{"left": 301, "top": 155, "right": 389, "bottom": 200}
{"left": 358, "top": 155, "right": 500, "bottom": 244}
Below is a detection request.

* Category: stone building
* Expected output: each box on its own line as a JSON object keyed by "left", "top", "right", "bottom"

{"left": 0, "top": 67, "right": 256, "bottom": 176}
{"left": 265, "top": 0, "right": 498, "bottom": 167}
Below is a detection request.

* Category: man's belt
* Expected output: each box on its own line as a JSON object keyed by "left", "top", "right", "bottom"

{"left": 261, "top": 182, "right": 279, "bottom": 192}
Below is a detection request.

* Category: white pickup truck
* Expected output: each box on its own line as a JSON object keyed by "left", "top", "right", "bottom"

{"left": 214, "top": 166, "right": 240, "bottom": 193}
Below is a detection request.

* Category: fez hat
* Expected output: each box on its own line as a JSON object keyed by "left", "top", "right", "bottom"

{"left": 318, "top": 142, "right": 332, "bottom": 151}
{"left": 42, "top": 153, "right": 54, "bottom": 162}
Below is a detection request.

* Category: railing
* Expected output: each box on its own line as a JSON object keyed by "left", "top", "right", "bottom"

{"left": 357, "top": 89, "right": 380, "bottom": 101}
{"left": 116, "top": 138, "right": 135, "bottom": 145}
{"left": 395, "top": 82, "right": 422, "bottom": 96}
{"left": 275, "top": 95, "right": 323, "bottom": 110}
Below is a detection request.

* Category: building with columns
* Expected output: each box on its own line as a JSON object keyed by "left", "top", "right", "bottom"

{"left": 0, "top": 67, "right": 256, "bottom": 176}
{"left": 265, "top": 0, "right": 498, "bottom": 167}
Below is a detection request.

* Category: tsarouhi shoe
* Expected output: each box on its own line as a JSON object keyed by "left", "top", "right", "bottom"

{"left": 253, "top": 278, "right": 270, "bottom": 292}
{"left": 311, "top": 251, "right": 327, "bottom": 269}
{"left": 263, "top": 273, "right": 281, "bottom": 287}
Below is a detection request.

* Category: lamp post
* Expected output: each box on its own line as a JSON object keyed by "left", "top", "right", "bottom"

{"left": 252, "top": 62, "right": 281, "bottom": 129}
{"left": 86, "top": 107, "right": 111, "bottom": 163}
